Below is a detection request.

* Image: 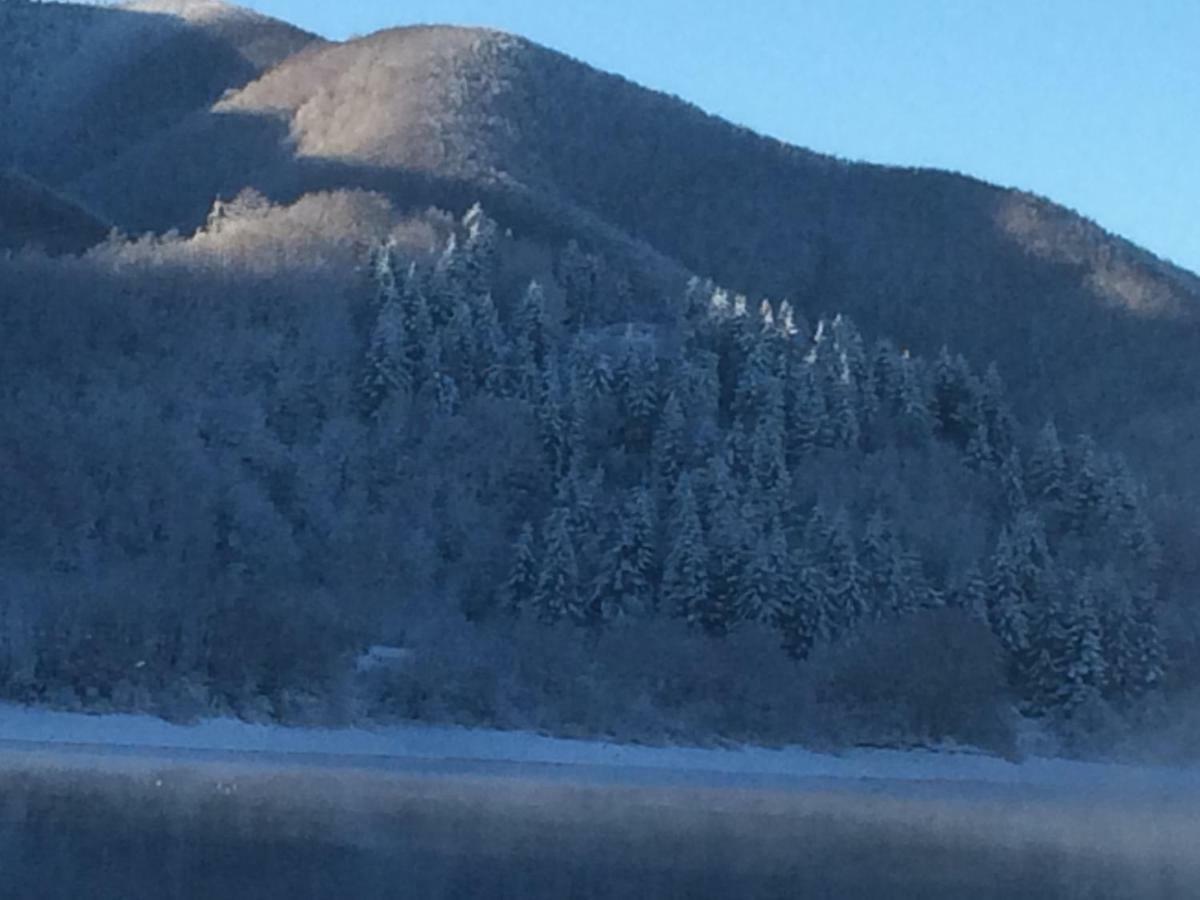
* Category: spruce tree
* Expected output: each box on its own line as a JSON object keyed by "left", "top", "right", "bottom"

{"left": 987, "top": 526, "right": 1033, "bottom": 682}
{"left": 515, "top": 281, "right": 550, "bottom": 372}
{"left": 824, "top": 509, "right": 868, "bottom": 636}
{"left": 1024, "top": 577, "right": 1073, "bottom": 716}
{"left": 430, "top": 233, "right": 466, "bottom": 324}
{"left": 1126, "top": 585, "right": 1166, "bottom": 696}
{"left": 871, "top": 337, "right": 903, "bottom": 411}
{"left": 737, "top": 515, "right": 794, "bottom": 629}
{"left": 730, "top": 334, "right": 772, "bottom": 437}
{"left": 615, "top": 346, "right": 659, "bottom": 453}
{"left": 699, "top": 442, "right": 739, "bottom": 531}
{"left": 786, "top": 363, "right": 823, "bottom": 463}
{"left": 1027, "top": 421, "right": 1067, "bottom": 503}
{"left": 783, "top": 511, "right": 835, "bottom": 656}
{"left": 533, "top": 507, "right": 583, "bottom": 624}
{"left": 932, "top": 346, "right": 977, "bottom": 446}
{"left": 400, "top": 263, "right": 435, "bottom": 391}
{"left": 472, "top": 293, "right": 507, "bottom": 395}
{"left": 558, "top": 239, "right": 597, "bottom": 325}
{"left": 979, "top": 363, "right": 1016, "bottom": 460}
{"left": 750, "top": 378, "right": 791, "bottom": 502}
{"left": 896, "top": 353, "right": 935, "bottom": 446}
{"left": 591, "top": 493, "right": 656, "bottom": 623}
{"left": 1062, "top": 576, "right": 1106, "bottom": 713}
{"left": 662, "top": 476, "right": 711, "bottom": 628}
{"left": 827, "top": 380, "right": 861, "bottom": 450}
{"left": 535, "top": 363, "right": 571, "bottom": 478}
{"left": 704, "top": 495, "right": 750, "bottom": 637}
{"left": 860, "top": 510, "right": 917, "bottom": 619}
{"left": 359, "top": 281, "right": 411, "bottom": 419}
{"left": 678, "top": 351, "right": 720, "bottom": 430}
{"left": 501, "top": 522, "right": 539, "bottom": 616}
{"left": 999, "top": 448, "right": 1028, "bottom": 515}
{"left": 830, "top": 315, "right": 868, "bottom": 387}
{"left": 1066, "top": 434, "right": 1106, "bottom": 534}
{"left": 461, "top": 203, "right": 499, "bottom": 302}
{"left": 652, "top": 392, "right": 688, "bottom": 494}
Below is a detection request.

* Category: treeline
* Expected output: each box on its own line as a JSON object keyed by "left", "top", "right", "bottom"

{"left": 0, "top": 202, "right": 1167, "bottom": 742}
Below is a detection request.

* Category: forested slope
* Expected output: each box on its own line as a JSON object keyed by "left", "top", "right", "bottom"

{"left": 1, "top": 2, "right": 1197, "bottom": 754}
{"left": 0, "top": 203, "right": 1173, "bottom": 752}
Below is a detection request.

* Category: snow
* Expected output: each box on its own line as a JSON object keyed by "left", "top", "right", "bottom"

{"left": 122, "top": 0, "right": 267, "bottom": 27}
{"left": 1, "top": 702, "right": 1198, "bottom": 797}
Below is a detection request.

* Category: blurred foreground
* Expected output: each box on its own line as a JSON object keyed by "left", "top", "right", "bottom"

{"left": 0, "top": 743, "right": 1196, "bottom": 899}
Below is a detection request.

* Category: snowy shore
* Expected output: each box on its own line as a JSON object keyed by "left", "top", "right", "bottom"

{"left": 1, "top": 702, "right": 1197, "bottom": 799}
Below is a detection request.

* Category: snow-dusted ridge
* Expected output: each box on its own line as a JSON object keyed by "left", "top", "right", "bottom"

{"left": 1, "top": 703, "right": 1197, "bottom": 797}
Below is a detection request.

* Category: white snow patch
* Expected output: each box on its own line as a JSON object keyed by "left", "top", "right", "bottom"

{"left": 121, "top": 0, "right": 267, "bottom": 27}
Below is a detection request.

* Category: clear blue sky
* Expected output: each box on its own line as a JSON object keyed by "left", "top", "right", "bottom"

{"left": 241, "top": 0, "right": 1199, "bottom": 275}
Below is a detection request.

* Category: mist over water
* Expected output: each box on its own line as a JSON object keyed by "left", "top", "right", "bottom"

{"left": 0, "top": 757, "right": 1195, "bottom": 899}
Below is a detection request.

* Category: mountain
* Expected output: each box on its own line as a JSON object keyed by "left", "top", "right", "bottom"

{"left": 52, "top": 17, "right": 1200, "bottom": 527}
{"left": 1, "top": 1, "right": 1197, "bottom": 748}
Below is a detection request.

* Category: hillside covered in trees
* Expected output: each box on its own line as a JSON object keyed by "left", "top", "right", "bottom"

{"left": 0, "top": 199, "right": 1177, "bottom": 753}
{"left": 1, "top": 0, "right": 1198, "bottom": 757}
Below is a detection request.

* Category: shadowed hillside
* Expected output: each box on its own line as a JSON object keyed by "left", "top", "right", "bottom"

{"left": 0, "top": 170, "right": 110, "bottom": 254}
{"left": 0, "top": 0, "right": 319, "bottom": 184}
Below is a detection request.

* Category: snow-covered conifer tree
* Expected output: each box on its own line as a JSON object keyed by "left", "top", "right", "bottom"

{"left": 870, "top": 337, "right": 903, "bottom": 411}
{"left": 738, "top": 515, "right": 792, "bottom": 626}
{"left": 535, "top": 363, "right": 571, "bottom": 478}
{"left": 824, "top": 509, "right": 868, "bottom": 636}
{"left": 781, "top": 508, "right": 835, "bottom": 656}
{"left": 359, "top": 274, "right": 411, "bottom": 418}
{"left": 931, "top": 347, "right": 979, "bottom": 446}
{"left": 591, "top": 488, "right": 657, "bottom": 623}
{"left": 471, "top": 292, "right": 507, "bottom": 395}
{"left": 400, "top": 263, "right": 435, "bottom": 390}
{"left": 662, "top": 475, "right": 711, "bottom": 627}
{"left": 501, "top": 522, "right": 539, "bottom": 616}
{"left": 979, "top": 363, "right": 1016, "bottom": 459}
{"left": 533, "top": 507, "right": 583, "bottom": 624}
{"left": 896, "top": 352, "right": 935, "bottom": 446}
{"left": 515, "top": 280, "right": 550, "bottom": 373}
{"left": 615, "top": 347, "right": 659, "bottom": 454}
{"left": 999, "top": 448, "right": 1028, "bottom": 515}
{"left": 1027, "top": 420, "right": 1067, "bottom": 503}
{"left": 987, "top": 526, "right": 1033, "bottom": 676}
{"left": 785, "top": 363, "right": 824, "bottom": 463}
{"left": 461, "top": 203, "right": 499, "bottom": 301}
{"left": 750, "top": 378, "right": 791, "bottom": 502}
{"left": 558, "top": 239, "right": 597, "bottom": 325}
{"left": 1066, "top": 434, "right": 1106, "bottom": 533}
{"left": 430, "top": 232, "right": 466, "bottom": 324}
{"left": 651, "top": 392, "right": 688, "bottom": 494}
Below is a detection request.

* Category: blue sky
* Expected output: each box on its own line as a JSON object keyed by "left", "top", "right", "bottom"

{"left": 241, "top": 1, "right": 1199, "bottom": 275}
